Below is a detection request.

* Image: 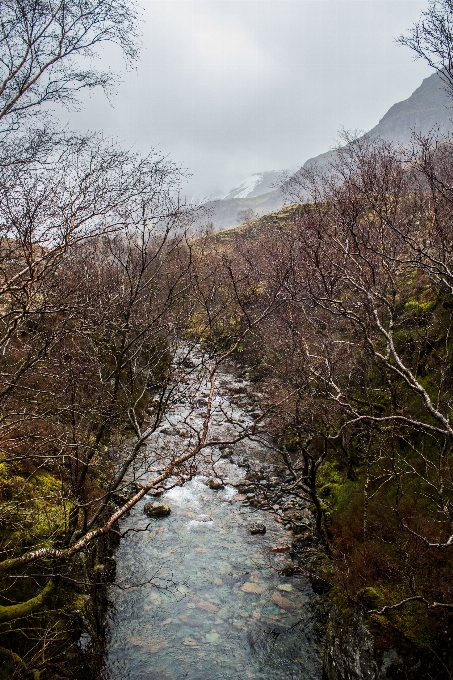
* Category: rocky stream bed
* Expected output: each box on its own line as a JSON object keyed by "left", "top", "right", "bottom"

{"left": 101, "top": 359, "right": 326, "bottom": 680}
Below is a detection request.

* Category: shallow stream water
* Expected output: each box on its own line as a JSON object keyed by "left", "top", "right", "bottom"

{"left": 102, "top": 364, "right": 323, "bottom": 680}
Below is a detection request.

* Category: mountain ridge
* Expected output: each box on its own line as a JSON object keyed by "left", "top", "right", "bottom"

{"left": 205, "top": 71, "right": 453, "bottom": 232}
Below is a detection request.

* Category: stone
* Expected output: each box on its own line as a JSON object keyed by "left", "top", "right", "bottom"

{"left": 195, "top": 601, "right": 219, "bottom": 613}
{"left": 205, "top": 632, "right": 221, "bottom": 644}
{"left": 146, "top": 638, "right": 169, "bottom": 653}
{"left": 271, "top": 591, "right": 296, "bottom": 610}
{"left": 143, "top": 502, "right": 171, "bottom": 518}
{"left": 241, "top": 581, "right": 264, "bottom": 594}
{"left": 147, "top": 488, "right": 164, "bottom": 497}
{"left": 277, "top": 583, "right": 293, "bottom": 592}
{"left": 159, "top": 426, "right": 176, "bottom": 436}
{"left": 249, "top": 523, "right": 266, "bottom": 535}
{"left": 205, "top": 478, "right": 225, "bottom": 490}
{"left": 112, "top": 491, "right": 130, "bottom": 505}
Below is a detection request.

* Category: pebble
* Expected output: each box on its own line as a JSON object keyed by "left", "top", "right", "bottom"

{"left": 205, "top": 632, "right": 221, "bottom": 644}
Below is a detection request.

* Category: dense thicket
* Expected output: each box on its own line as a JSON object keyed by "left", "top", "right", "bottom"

{"left": 209, "top": 133, "right": 453, "bottom": 672}
{"left": 0, "top": 1, "right": 205, "bottom": 677}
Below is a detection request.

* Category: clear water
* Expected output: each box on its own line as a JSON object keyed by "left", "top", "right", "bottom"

{"left": 103, "top": 359, "right": 323, "bottom": 679}
{"left": 103, "top": 473, "right": 323, "bottom": 680}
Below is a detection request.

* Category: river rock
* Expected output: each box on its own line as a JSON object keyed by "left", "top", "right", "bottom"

{"left": 277, "top": 583, "right": 293, "bottom": 592}
{"left": 143, "top": 502, "right": 171, "bottom": 518}
{"left": 112, "top": 491, "right": 130, "bottom": 505}
{"left": 205, "top": 632, "right": 221, "bottom": 644}
{"left": 159, "top": 425, "right": 177, "bottom": 436}
{"left": 146, "top": 637, "right": 169, "bottom": 653}
{"left": 148, "top": 488, "right": 165, "bottom": 498}
{"left": 195, "top": 601, "right": 219, "bottom": 613}
{"left": 241, "top": 581, "right": 264, "bottom": 594}
{"left": 205, "top": 478, "right": 224, "bottom": 490}
{"left": 271, "top": 591, "right": 296, "bottom": 609}
{"left": 249, "top": 523, "right": 266, "bottom": 535}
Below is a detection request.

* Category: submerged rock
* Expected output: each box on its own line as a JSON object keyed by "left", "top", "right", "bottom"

{"left": 195, "top": 601, "right": 219, "bottom": 613}
{"left": 241, "top": 581, "right": 264, "bottom": 594}
{"left": 205, "top": 478, "right": 225, "bottom": 490}
{"left": 271, "top": 591, "right": 296, "bottom": 610}
{"left": 143, "top": 502, "right": 171, "bottom": 518}
{"left": 249, "top": 523, "right": 266, "bottom": 535}
{"left": 205, "top": 632, "right": 221, "bottom": 644}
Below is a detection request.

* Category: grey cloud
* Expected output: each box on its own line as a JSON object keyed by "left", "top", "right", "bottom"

{"left": 61, "top": 0, "right": 433, "bottom": 199}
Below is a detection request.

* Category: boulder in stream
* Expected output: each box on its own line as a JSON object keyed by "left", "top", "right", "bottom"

{"left": 143, "top": 502, "right": 171, "bottom": 518}
{"left": 205, "top": 478, "right": 224, "bottom": 490}
{"left": 147, "top": 487, "right": 164, "bottom": 497}
{"left": 249, "top": 523, "right": 266, "bottom": 535}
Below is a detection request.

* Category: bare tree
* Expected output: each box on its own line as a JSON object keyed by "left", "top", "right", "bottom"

{"left": 0, "top": 0, "right": 139, "bottom": 130}
{"left": 398, "top": 0, "right": 453, "bottom": 94}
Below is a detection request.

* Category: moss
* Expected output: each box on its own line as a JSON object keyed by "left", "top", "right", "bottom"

{"left": 404, "top": 299, "right": 437, "bottom": 314}
{"left": 1, "top": 471, "right": 71, "bottom": 549}
{"left": 0, "top": 579, "right": 54, "bottom": 623}
{"left": 358, "top": 587, "right": 385, "bottom": 610}
{"left": 328, "top": 587, "right": 356, "bottom": 629}
{"left": 317, "top": 459, "right": 343, "bottom": 488}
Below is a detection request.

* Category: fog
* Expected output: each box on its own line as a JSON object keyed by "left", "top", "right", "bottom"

{"left": 62, "top": 0, "right": 433, "bottom": 199}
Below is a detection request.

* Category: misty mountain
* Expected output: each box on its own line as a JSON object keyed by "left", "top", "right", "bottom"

{"left": 206, "top": 71, "right": 453, "bottom": 232}
{"left": 215, "top": 170, "right": 284, "bottom": 201}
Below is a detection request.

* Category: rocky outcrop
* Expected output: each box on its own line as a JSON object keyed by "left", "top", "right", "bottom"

{"left": 302, "top": 72, "right": 452, "bottom": 178}
{"left": 323, "top": 603, "right": 450, "bottom": 679}
{"left": 324, "top": 605, "right": 378, "bottom": 680}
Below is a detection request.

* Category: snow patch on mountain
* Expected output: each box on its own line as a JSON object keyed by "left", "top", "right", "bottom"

{"left": 217, "top": 170, "right": 284, "bottom": 201}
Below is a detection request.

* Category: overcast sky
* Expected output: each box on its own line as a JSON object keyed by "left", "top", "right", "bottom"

{"left": 63, "top": 0, "right": 433, "bottom": 200}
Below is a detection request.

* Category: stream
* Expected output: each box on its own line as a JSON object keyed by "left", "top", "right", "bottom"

{"left": 102, "top": 359, "right": 324, "bottom": 680}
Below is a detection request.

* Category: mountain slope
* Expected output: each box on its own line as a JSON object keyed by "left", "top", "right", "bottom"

{"left": 207, "top": 72, "right": 453, "bottom": 232}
